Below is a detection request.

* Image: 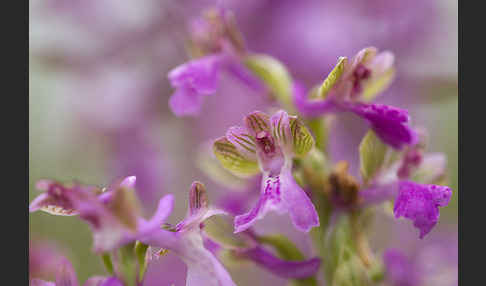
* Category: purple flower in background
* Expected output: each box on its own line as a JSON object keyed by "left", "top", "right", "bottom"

{"left": 213, "top": 110, "right": 319, "bottom": 233}
{"left": 29, "top": 176, "right": 174, "bottom": 252}
{"left": 168, "top": 8, "right": 264, "bottom": 117}
{"left": 139, "top": 182, "right": 236, "bottom": 286}
{"left": 293, "top": 47, "right": 417, "bottom": 149}
{"left": 383, "top": 249, "right": 419, "bottom": 286}
{"left": 393, "top": 181, "right": 452, "bottom": 239}
{"left": 30, "top": 257, "right": 123, "bottom": 286}
{"left": 168, "top": 54, "right": 225, "bottom": 116}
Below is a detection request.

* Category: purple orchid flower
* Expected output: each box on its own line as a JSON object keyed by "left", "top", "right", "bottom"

{"left": 168, "top": 8, "right": 264, "bottom": 117}
{"left": 213, "top": 110, "right": 319, "bottom": 233}
{"left": 30, "top": 257, "right": 123, "bottom": 286}
{"left": 359, "top": 143, "right": 452, "bottom": 238}
{"left": 139, "top": 181, "right": 236, "bottom": 286}
{"left": 293, "top": 47, "right": 417, "bottom": 149}
{"left": 29, "top": 176, "right": 174, "bottom": 253}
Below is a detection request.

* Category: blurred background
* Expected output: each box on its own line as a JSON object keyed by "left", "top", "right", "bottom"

{"left": 29, "top": 0, "right": 457, "bottom": 285}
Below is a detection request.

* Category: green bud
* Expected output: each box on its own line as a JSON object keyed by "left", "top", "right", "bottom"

{"left": 244, "top": 54, "right": 295, "bottom": 111}
{"left": 359, "top": 130, "right": 388, "bottom": 184}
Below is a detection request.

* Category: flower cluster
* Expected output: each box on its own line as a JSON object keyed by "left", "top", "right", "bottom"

{"left": 30, "top": 6, "right": 455, "bottom": 286}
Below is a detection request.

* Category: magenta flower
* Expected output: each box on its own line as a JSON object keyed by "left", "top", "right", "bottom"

{"left": 30, "top": 257, "right": 123, "bottom": 286}
{"left": 214, "top": 110, "right": 319, "bottom": 233}
{"left": 293, "top": 47, "right": 417, "bottom": 149}
{"left": 168, "top": 54, "right": 225, "bottom": 116}
{"left": 139, "top": 181, "right": 236, "bottom": 286}
{"left": 393, "top": 181, "right": 452, "bottom": 239}
{"left": 29, "top": 176, "right": 174, "bottom": 252}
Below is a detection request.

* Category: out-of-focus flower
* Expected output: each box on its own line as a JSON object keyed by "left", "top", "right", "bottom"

{"left": 293, "top": 47, "right": 417, "bottom": 149}
{"left": 30, "top": 257, "right": 123, "bottom": 286}
{"left": 29, "top": 239, "right": 65, "bottom": 281}
{"left": 29, "top": 176, "right": 174, "bottom": 252}
{"left": 140, "top": 182, "right": 236, "bottom": 286}
{"left": 384, "top": 233, "right": 458, "bottom": 286}
{"left": 213, "top": 110, "right": 319, "bottom": 233}
{"left": 383, "top": 249, "right": 419, "bottom": 286}
{"left": 168, "top": 8, "right": 264, "bottom": 117}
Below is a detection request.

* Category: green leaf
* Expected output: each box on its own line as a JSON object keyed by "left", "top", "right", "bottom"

{"left": 359, "top": 130, "right": 388, "bottom": 184}
{"left": 244, "top": 54, "right": 294, "bottom": 111}
{"left": 135, "top": 241, "right": 149, "bottom": 281}
{"left": 318, "top": 57, "right": 347, "bottom": 99}
{"left": 213, "top": 137, "right": 260, "bottom": 177}
{"left": 101, "top": 253, "right": 114, "bottom": 275}
{"left": 290, "top": 117, "right": 315, "bottom": 157}
{"left": 204, "top": 215, "right": 251, "bottom": 249}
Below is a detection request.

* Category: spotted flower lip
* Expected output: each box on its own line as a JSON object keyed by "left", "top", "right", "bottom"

{"left": 139, "top": 182, "right": 236, "bottom": 286}
{"left": 293, "top": 47, "right": 416, "bottom": 149}
{"left": 29, "top": 176, "right": 175, "bottom": 252}
{"left": 393, "top": 181, "right": 452, "bottom": 239}
{"left": 214, "top": 110, "right": 319, "bottom": 233}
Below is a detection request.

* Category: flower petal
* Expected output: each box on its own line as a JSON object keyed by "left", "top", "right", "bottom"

{"left": 351, "top": 103, "right": 418, "bottom": 149}
{"left": 270, "top": 110, "right": 292, "bottom": 154}
{"left": 234, "top": 175, "right": 282, "bottom": 233}
{"left": 280, "top": 166, "right": 319, "bottom": 232}
{"left": 169, "top": 85, "right": 205, "bottom": 117}
{"left": 182, "top": 233, "right": 237, "bottom": 286}
{"left": 393, "top": 181, "right": 452, "bottom": 238}
{"left": 225, "top": 126, "right": 257, "bottom": 160}
{"left": 213, "top": 136, "right": 260, "bottom": 177}
{"left": 168, "top": 54, "right": 223, "bottom": 94}
{"left": 55, "top": 258, "right": 79, "bottom": 286}
{"left": 30, "top": 279, "right": 56, "bottom": 286}
{"left": 240, "top": 246, "right": 321, "bottom": 279}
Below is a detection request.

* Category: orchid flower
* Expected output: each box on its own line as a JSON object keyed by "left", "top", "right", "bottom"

{"left": 30, "top": 257, "right": 123, "bottom": 286}
{"left": 139, "top": 182, "right": 236, "bottom": 286}
{"left": 29, "top": 176, "right": 174, "bottom": 253}
{"left": 293, "top": 47, "right": 417, "bottom": 149}
{"left": 355, "top": 133, "right": 452, "bottom": 238}
{"left": 168, "top": 8, "right": 263, "bottom": 117}
{"left": 213, "top": 110, "right": 319, "bottom": 233}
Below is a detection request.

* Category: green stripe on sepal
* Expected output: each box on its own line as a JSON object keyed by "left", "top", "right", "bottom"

{"left": 213, "top": 137, "right": 260, "bottom": 177}
{"left": 290, "top": 117, "right": 315, "bottom": 157}
{"left": 318, "top": 57, "right": 347, "bottom": 99}
{"left": 359, "top": 130, "right": 388, "bottom": 184}
{"left": 244, "top": 54, "right": 295, "bottom": 111}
